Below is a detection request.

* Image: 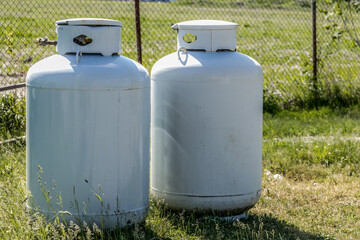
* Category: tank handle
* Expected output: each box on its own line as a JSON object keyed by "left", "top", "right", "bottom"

{"left": 177, "top": 47, "right": 187, "bottom": 59}
{"left": 177, "top": 47, "right": 188, "bottom": 64}
{"left": 76, "top": 50, "right": 82, "bottom": 64}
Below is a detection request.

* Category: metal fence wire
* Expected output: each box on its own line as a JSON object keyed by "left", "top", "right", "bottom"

{"left": 1, "top": 0, "right": 360, "bottom": 110}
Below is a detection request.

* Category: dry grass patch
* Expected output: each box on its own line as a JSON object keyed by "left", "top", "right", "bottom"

{"left": 254, "top": 171, "right": 360, "bottom": 239}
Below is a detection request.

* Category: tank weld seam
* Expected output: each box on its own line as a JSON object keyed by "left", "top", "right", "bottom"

{"left": 152, "top": 188, "right": 261, "bottom": 198}
{"left": 29, "top": 206, "right": 148, "bottom": 216}
{"left": 122, "top": 87, "right": 147, "bottom": 91}
{"left": 151, "top": 79, "right": 254, "bottom": 83}
{"left": 26, "top": 85, "right": 150, "bottom": 91}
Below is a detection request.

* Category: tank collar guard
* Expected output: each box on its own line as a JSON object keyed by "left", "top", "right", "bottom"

{"left": 173, "top": 20, "right": 238, "bottom": 52}
{"left": 56, "top": 18, "right": 122, "bottom": 57}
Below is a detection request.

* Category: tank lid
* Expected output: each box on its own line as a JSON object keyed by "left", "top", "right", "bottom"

{"left": 173, "top": 20, "right": 238, "bottom": 52}
{"left": 56, "top": 18, "right": 122, "bottom": 27}
{"left": 56, "top": 18, "right": 122, "bottom": 56}
{"left": 172, "top": 20, "right": 238, "bottom": 30}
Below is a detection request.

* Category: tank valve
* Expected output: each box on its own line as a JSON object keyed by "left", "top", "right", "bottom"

{"left": 36, "top": 37, "right": 58, "bottom": 46}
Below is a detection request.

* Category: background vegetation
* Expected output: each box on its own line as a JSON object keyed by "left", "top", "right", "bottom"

{"left": 0, "top": 0, "right": 359, "bottom": 111}
{"left": 1, "top": 0, "right": 360, "bottom": 239}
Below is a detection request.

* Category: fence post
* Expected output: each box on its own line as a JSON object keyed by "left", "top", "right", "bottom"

{"left": 135, "top": 0, "right": 142, "bottom": 64}
{"left": 312, "top": 0, "right": 318, "bottom": 107}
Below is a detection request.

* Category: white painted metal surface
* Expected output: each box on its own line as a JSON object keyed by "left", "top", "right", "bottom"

{"left": 26, "top": 19, "right": 150, "bottom": 229}
{"left": 151, "top": 20, "right": 263, "bottom": 215}
{"left": 173, "top": 20, "right": 238, "bottom": 52}
{"left": 56, "top": 18, "right": 122, "bottom": 56}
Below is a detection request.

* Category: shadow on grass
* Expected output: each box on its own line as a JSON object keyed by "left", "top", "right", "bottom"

{"left": 157, "top": 205, "right": 335, "bottom": 240}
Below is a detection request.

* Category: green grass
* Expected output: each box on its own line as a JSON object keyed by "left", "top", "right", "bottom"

{"left": 263, "top": 107, "right": 360, "bottom": 180}
{"left": 0, "top": 94, "right": 25, "bottom": 141}
{"left": 1, "top": 107, "right": 360, "bottom": 239}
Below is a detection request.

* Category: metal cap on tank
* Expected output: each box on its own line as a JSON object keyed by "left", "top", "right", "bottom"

{"left": 56, "top": 18, "right": 122, "bottom": 56}
{"left": 172, "top": 20, "right": 238, "bottom": 52}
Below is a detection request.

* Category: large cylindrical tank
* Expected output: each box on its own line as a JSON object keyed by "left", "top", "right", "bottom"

{"left": 151, "top": 20, "right": 263, "bottom": 216}
{"left": 26, "top": 18, "right": 150, "bottom": 228}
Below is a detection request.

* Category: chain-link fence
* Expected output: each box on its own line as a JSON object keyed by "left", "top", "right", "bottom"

{"left": 1, "top": 0, "right": 360, "bottom": 110}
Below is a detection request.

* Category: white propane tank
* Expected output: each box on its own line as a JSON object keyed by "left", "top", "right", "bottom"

{"left": 151, "top": 20, "right": 263, "bottom": 216}
{"left": 26, "top": 18, "right": 150, "bottom": 228}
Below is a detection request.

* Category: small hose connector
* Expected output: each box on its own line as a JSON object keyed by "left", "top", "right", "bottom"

{"left": 36, "top": 37, "right": 58, "bottom": 46}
